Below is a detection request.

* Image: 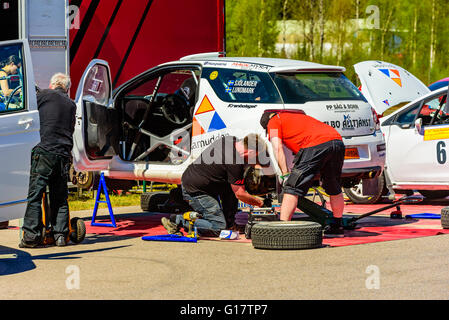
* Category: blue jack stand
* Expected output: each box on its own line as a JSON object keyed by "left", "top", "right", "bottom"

{"left": 91, "top": 172, "right": 117, "bottom": 228}
{"left": 142, "top": 234, "right": 198, "bottom": 243}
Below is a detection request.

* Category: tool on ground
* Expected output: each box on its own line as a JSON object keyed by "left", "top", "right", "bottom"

{"left": 405, "top": 213, "right": 441, "bottom": 219}
{"left": 183, "top": 211, "right": 203, "bottom": 238}
{"left": 142, "top": 234, "right": 198, "bottom": 243}
{"left": 141, "top": 211, "right": 203, "bottom": 243}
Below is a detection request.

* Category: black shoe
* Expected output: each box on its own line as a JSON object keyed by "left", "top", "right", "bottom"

{"left": 324, "top": 224, "right": 345, "bottom": 238}
{"left": 19, "top": 238, "right": 38, "bottom": 248}
{"left": 55, "top": 235, "right": 67, "bottom": 247}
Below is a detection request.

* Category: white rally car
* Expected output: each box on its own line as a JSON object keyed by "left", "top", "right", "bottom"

{"left": 0, "top": 41, "right": 385, "bottom": 222}
{"left": 72, "top": 54, "right": 385, "bottom": 199}
{"left": 344, "top": 60, "right": 449, "bottom": 203}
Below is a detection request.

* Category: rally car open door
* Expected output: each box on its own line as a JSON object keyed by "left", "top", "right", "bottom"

{"left": 0, "top": 40, "right": 40, "bottom": 222}
{"left": 72, "top": 60, "right": 116, "bottom": 172}
{"left": 354, "top": 61, "right": 430, "bottom": 116}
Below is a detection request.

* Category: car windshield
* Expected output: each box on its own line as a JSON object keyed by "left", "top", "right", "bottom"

{"left": 272, "top": 72, "right": 367, "bottom": 104}
{"left": 202, "top": 67, "right": 282, "bottom": 103}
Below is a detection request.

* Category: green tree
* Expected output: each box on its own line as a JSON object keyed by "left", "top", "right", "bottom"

{"left": 226, "top": 0, "right": 281, "bottom": 57}
{"left": 226, "top": 0, "right": 449, "bottom": 84}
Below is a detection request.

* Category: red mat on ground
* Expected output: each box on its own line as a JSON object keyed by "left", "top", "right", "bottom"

{"left": 322, "top": 220, "right": 449, "bottom": 247}
{"left": 85, "top": 210, "right": 449, "bottom": 247}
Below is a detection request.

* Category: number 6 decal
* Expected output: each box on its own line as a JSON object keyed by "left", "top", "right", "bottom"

{"left": 437, "top": 141, "right": 446, "bottom": 164}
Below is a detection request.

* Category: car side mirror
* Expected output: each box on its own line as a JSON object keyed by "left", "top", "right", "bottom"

{"left": 414, "top": 118, "right": 423, "bottom": 134}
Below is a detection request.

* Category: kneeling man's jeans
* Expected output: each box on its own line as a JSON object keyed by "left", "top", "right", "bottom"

{"left": 177, "top": 185, "right": 237, "bottom": 237}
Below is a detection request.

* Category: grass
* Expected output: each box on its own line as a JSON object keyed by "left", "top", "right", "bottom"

{"left": 68, "top": 191, "right": 142, "bottom": 212}
{"left": 68, "top": 184, "right": 176, "bottom": 212}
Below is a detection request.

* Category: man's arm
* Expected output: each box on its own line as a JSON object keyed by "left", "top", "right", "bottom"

{"left": 270, "top": 136, "right": 289, "bottom": 175}
{"left": 231, "top": 184, "right": 264, "bottom": 207}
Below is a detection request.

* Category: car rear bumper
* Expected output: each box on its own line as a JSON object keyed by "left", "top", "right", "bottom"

{"left": 341, "top": 131, "right": 385, "bottom": 180}
{"left": 342, "top": 166, "right": 382, "bottom": 179}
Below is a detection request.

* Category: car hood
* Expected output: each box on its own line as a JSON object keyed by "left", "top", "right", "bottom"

{"left": 354, "top": 61, "right": 430, "bottom": 115}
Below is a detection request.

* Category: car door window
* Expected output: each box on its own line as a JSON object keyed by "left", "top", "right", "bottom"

{"left": 82, "top": 64, "right": 111, "bottom": 106}
{"left": 395, "top": 103, "right": 421, "bottom": 125}
{"left": 423, "top": 94, "right": 448, "bottom": 126}
{"left": 0, "top": 44, "right": 25, "bottom": 113}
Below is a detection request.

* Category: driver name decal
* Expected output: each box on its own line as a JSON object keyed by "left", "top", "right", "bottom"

{"left": 225, "top": 79, "right": 259, "bottom": 94}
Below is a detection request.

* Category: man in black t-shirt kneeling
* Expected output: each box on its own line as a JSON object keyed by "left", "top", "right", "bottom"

{"left": 162, "top": 134, "right": 267, "bottom": 237}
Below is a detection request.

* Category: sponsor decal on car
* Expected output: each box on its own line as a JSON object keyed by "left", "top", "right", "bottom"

{"left": 210, "top": 71, "right": 218, "bottom": 80}
{"left": 191, "top": 132, "right": 230, "bottom": 150}
{"left": 424, "top": 126, "right": 449, "bottom": 141}
{"left": 227, "top": 104, "right": 257, "bottom": 109}
{"left": 323, "top": 115, "right": 372, "bottom": 130}
{"left": 192, "top": 95, "right": 227, "bottom": 137}
{"left": 378, "top": 68, "right": 402, "bottom": 87}
{"left": 204, "top": 61, "right": 229, "bottom": 67}
{"left": 325, "top": 103, "right": 360, "bottom": 113}
{"left": 230, "top": 62, "right": 270, "bottom": 71}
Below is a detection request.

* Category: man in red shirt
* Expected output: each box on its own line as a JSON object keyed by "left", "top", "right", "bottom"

{"left": 260, "top": 111, "right": 346, "bottom": 237}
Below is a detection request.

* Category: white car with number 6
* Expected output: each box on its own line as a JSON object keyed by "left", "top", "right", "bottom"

{"left": 345, "top": 60, "right": 449, "bottom": 203}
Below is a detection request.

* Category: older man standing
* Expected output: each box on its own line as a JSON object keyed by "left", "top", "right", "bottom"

{"left": 20, "top": 73, "right": 76, "bottom": 248}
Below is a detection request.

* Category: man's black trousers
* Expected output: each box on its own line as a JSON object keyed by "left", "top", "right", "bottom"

{"left": 22, "top": 147, "right": 71, "bottom": 243}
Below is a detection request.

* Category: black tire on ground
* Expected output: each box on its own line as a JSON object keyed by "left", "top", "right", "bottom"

{"left": 441, "top": 207, "right": 449, "bottom": 229}
{"left": 140, "top": 192, "right": 170, "bottom": 212}
{"left": 418, "top": 190, "right": 449, "bottom": 200}
{"left": 69, "top": 217, "right": 86, "bottom": 244}
{"left": 343, "top": 174, "right": 387, "bottom": 204}
{"left": 251, "top": 221, "right": 323, "bottom": 250}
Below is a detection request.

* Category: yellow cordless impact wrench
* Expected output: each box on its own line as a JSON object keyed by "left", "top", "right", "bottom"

{"left": 182, "top": 211, "right": 203, "bottom": 238}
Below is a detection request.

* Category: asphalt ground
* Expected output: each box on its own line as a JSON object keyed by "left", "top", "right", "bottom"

{"left": 1, "top": 201, "right": 449, "bottom": 303}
